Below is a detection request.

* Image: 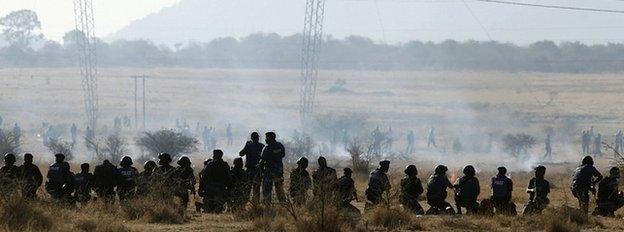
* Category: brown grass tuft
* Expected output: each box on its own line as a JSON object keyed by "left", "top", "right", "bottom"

{"left": 0, "top": 194, "right": 53, "bottom": 231}
{"left": 366, "top": 207, "right": 412, "bottom": 230}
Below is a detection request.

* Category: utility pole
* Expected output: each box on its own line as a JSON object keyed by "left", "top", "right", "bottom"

{"left": 73, "top": 0, "right": 99, "bottom": 133}
{"left": 132, "top": 75, "right": 148, "bottom": 130}
{"left": 300, "top": 0, "right": 326, "bottom": 129}
{"left": 142, "top": 75, "right": 146, "bottom": 130}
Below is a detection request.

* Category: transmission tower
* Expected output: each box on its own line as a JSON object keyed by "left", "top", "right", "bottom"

{"left": 73, "top": 0, "right": 99, "bottom": 132}
{"left": 300, "top": 0, "right": 326, "bottom": 128}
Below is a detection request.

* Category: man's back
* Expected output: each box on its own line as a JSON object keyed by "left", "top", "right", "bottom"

{"left": 240, "top": 141, "right": 265, "bottom": 168}
{"left": 572, "top": 165, "right": 601, "bottom": 191}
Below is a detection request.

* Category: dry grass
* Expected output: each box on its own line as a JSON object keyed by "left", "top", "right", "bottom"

{"left": 365, "top": 207, "right": 413, "bottom": 230}
{"left": 0, "top": 194, "right": 53, "bottom": 231}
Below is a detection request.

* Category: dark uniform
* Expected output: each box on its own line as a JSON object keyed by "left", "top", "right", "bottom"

{"left": 93, "top": 160, "right": 118, "bottom": 203}
{"left": 312, "top": 157, "right": 338, "bottom": 201}
{"left": 199, "top": 150, "right": 231, "bottom": 213}
{"left": 173, "top": 157, "right": 196, "bottom": 208}
{"left": 593, "top": 167, "right": 624, "bottom": 217}
{"left": 239, "top": 133, "right": 265, "bottom": 204}
{"left": 454, "top": 166, "right": 480, "bottom": 214}
{"left": 46, "top": 154, "right": 73, "bottom": 200}
{"left": 365, "top": 160, "right": 391, "bottom": 206}
{"left": 491, "top": 167, "right": 516, "bottom": 215}
{"left": 523, "top": 166, "right": 550, "bottom": 215}
{"left": 260, "top": 133, "right": 286, "bottom": 204}
{"left": 289, "top": 157, "right": 311, "bottom": 205}
{"left": 571, "top": 156, "right": 602, "bottom": 214}
{"left": 335, "top": 168, "right": 358, "bottom": 213}
{"left": 426, "top": 165, "right": 454, "bottom": 214}
{"left": 400, "top": 165, "right": 424, "bottom": 214}
{"left": 117, "top": 157, "right": 139, "bottom": 202}
{"left": 19, "top": 154, "right": 43, "bottom": 199}
{"left": 73, "top": 163, "right": 94, "bottom": 203}
{"left": 229, "top": 158, "right": 249, "bottom": 210}
{"left": 0, "top": 154, "right": 20, "bottom": 194}
{"left": 137, "top": 161, "right": 156, "bottom": 196}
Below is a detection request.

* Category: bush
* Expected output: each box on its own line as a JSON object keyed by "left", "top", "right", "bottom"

{"left": 45, "top": 138, "right": 74, "bottom": 160}
{"left": 366, "top": 207, "right": 412, "bottom": 230}
{"left": 0, "top": 194, "right": 53, "bottom": 231}
{"left": 136, "top": 129, "right": 198, "bottom": 159}
{"left": 74, "top": 217, "right": 130, "bottom": 232}
{"left": 502, "top": 133, "right": 536, "bottom": 157}
{"left": 0, "top": 128, "right": 20, "bottom": 155}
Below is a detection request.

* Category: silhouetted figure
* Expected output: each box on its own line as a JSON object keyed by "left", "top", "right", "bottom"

{"left": 260, "top": 132, "right": 286, "bottom": 204}
{"left": 19, "top": 153, "right": 43, "bottom": 199}
{"left": 137, "top": 161, "right": 157, "bottom": 196}
{"left": 544, "top": 134, "right": 552, "bottom": 160}
{"left": 615, "top": 130, "right": 623, "bottom": 156}
{"left": 366, "top": 160, "right": 391, "bottom": 207}
{"left": 46, "top": 154, "right": 72, "bottom": 200}
{"left": 70, "top": 123, "right": 78, "bottom": 145}
{"left": 199, "top": 150, "right": 230, "bottom": 213}
{"left": 523, "top": 166, "right": 550, "bottom": 215}
{"left": 154, "top": 153, "right": 175, "bottom": 184}
{"left": 173, "top": 156, "right": 196, "bottom": 209}
{"left": 594, "top": 133, "right": 602, "bottom": 156}
{"left": 571, "top": 156, "right": 603, "bottom": 214}
{"left": 117, "top": 156, "right": 139, "bottom": 202}
{"left": 426, "top": 165, "right": 455, "bottom": 215}
{"left": 335, "top": 168, "right": 359, "bottom": 213}
{"left": 490, "top": 167, "right": 516, "bottom": 215}
{"left": 73, "top": 163, "right": 94, "bottom": 203}
{"left": 0, "top": 153, "right": 20, "bottom": 194}
{"left": 406, "top": 130, "right": 415, "bottom": 154}
{"left": 454, "top": 165, "right": 480, "bottom": 215}
{"left": 593, "top": 167, "right": 624, "bottom": 217}
{"left": 427, "top": 127, "right": 436, "bottom": 148}
{"left": 229, "top": 157, "right": 249, "bottom": 210}
{"left": 239, "top": 132, "right": 265, "bottom": 204}
{"left": 289, "top": 157, "right": 311, "bottom": 205}
{"left": 581, "top": 130, "right": 590, "bottom": 154}
{"left": 312, "top": 156, "right": 337, "bottom": 201}
{"left": 400, "top": 165, "right": 424, "bottom": 214}
{"left": 93, "top": 160, "right": 118, "bottom": 203}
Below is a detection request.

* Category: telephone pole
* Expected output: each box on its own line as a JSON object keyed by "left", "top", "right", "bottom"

{"left": 300, "top": 0, "right": 326, "bottom": 128}
{"left": 73, "top": 0, "right": 99, "bottom": 132}
{"left": 132, "top": 75, "right": 147, "bottom": 130}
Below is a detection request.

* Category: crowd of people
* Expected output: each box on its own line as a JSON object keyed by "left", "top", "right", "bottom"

{"left": 0, "top": 131, "right": 622, "bottom": 219}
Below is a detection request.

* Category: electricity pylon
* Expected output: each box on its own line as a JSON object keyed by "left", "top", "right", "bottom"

{"left": 300, "top": 0, "right": 326, "bottom": 128}
{"left": 73, "top": 0, "right": 99, "bottom": 132}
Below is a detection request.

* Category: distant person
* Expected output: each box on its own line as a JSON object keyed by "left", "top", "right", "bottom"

{"left": 594, "top": 133, "right": 602, "bottom": 156}
{"left": 544, "top": 134, "right": 552, "bottom": 161}
{"left": 73, "top": 163, "right": 94, "bottom": 203}
{"left": 174, "top": 156, "right": 196, "bottom": 209}
{"left": 593, "top": 167, "right": 624, "bottom": 217}
{"left": 406, "top": 130, "right": 415, "bottom": 154}
{"left": 426, "top": 165, "right": 454, "bottom": 215}
{"left": 199, "top": 150, "right": 230, "bottom": 213}
{"left": 427, "top": 127, "right": 436, "bottom": 148}
{"left": 70, "top": 123, "right": 78, "bottom": 145}
{"left": 522, "top": 166, "right": 550, "bottom": 215}
{"left": 385, "top": 127, "right": 394, "bottom": 153}
{"left": 226, "top": 123, "right": 233, "bottom": 146}
{"left": 93, "top": 160, "right": 118, "bottom": 203}
{"left": 229, "top": 157, "right": 249, "bottom": 210}
{"left": 581, "top": 131, "right": 590, "bottom": 154}
{"left": 239, "top": 132, "right": 265, "bottom": 204}
{"left": 400, "top": 165, "right": 424, "bottom": 214}
{"left": 571, "top": 156, "right": 603, "bottom": 214}
{"left": 335, "top": 168, "right": 359, "bottom": 213}
{"left": 117, "top": 156, "right": 138, "bottom": 202}
{"left": 615, "top": 130, "right": 623, "bottom": 156}
{"left": 312, "top": 156, "right": 338, "bottom": 201}
{"left": 260, "top": 132, "right": 287, "bottom": 204}
{"left": 46, "top": 154, "right": 72, "bottom": 200}
{"left": 289, "top": 157, "right": 311, "bottom": 205}
{"left": 19, "top": 153, "right": 43, "bottom": 199}
{"left": 490, "top": 167, "right": 516, "bottom": 215}
{"left": 454, "top": 165, "right": 480, "bottom": 215}
{"left": 365, "top": 160, "right": 391, "bottom": 207}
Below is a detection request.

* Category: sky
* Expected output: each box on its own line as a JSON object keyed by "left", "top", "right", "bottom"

{"left": 3, "top": 0, "right": 624, "bottom": 45}
{"left": 0, "top": 0, "right": 181, "bottom": 42}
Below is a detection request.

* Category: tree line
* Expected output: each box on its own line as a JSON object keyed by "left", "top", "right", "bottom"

{"left": 3, "top": 10, "right": 624, "bottom": 73}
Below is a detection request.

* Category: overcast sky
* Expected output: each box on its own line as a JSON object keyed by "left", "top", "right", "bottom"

{"left": 3, "top": 0, "right": 624, "bottom": 44}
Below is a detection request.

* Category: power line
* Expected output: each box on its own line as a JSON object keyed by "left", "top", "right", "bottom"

{"left": 474, "top": 0, "right": 624, "bottom": 14}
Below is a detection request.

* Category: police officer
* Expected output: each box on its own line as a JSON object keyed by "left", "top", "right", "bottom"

{"left": 571, "top": 156, "right": 602, "bottom": 214}
{"left": 312, "top": 156, "right": 338, "bottom": 201}
{"left": 523, "top": 166, "right": 550, "bottom": 215}
{"left": 229, "top": 157, "right": 249, "bottom": 210}
{"left": 454, "top": 165, "right": 480, "bottom": 215}
{"left": 173, "top": 156, "right": 196, "bottom": 209}
{"left": 19, "top": 153, "right": 43, "bottom": 199}
{"left": 93, "top": 160, "right": 118, "bottom": 203}
{"left": 117, "top": 156, "right": 138, "bottom": 201}
{"left": 239, "top": 132, "right": 265, "bottom": 204}
{"left": 46, "top": 154, "right": 72, "bottom": 199}
{"left": 199, "top": 150, "right": 231, "bottom": 213}
{"left": 491, "top": 167, "right": 516, "bottom": 215}
{"left": 400, "top": 165, "right": 424, "bottom": 214}
{"left": 289, "top": 157, "right": 311, "bottom": 205}
{"left": 0, "top": 153, "right": 20, "bottom": 194}
{"left": 366, "top": 160, "right": 391, "bottom": 207}
{"left": 155, "top": 153, "right": 175, "bottom": 181}
{"left": 335, "top": 168, "right": 358, "bottom": 213}
{"left": 593, "top": 167, "right": 623, "bottom": 217}
{"left": 260, "top": 132, "right": 286, "bottom": 204}
{"left": 137, "top": 161, "right": 157, "bottom": 196}
{"left": 73, "top": 163, "right": 94, "bottom": 203}
{"left": 426, "top": 165, "right": 455, "bottom": 215}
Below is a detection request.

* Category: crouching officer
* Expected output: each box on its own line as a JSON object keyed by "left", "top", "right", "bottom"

{"left": 454, "top": 165, "right": 480, "bottom": 215}
{"left": 19, "top": 153, "right": 43, "bottom": 199}
{"left": 94, "top": 160, "right": 118, "bottom": 203}
{"left": 490, "top": 167, "right": 516, "bottom": 215}
{"left": 365, "top": 160, "right": 391, "bottom": 207}
{"left": 336, "top": 168, "right": 359, "bottom": 213}
{"left": 593, "top": 167, "right": 624, "bottom": 217}
{"left": 400, "top": 165, "right": 424, "bottom": 214}
{"left": 117, "top": 156, "right": 139, "bottom": 202}
{"left": 199, "top": 150, "right": 231, "bottom": 213}
{"left": 46, "top": 154, "right": 72, "bottom": 200}
{"left": 523, "top": 166, "right": 550, "bottom": 215}
{"left": 289, "top": 157, "right": 311, "bottom": 205}
{"left": 137, "top": 161, "right": 157, "bottom": 196}
{"left": 229, "top": 157, "right": 250, "bottom": 210}
{"left": 73, "top": 163, "right": 94, "bottom": 203}
{"left": 0, "top": 153, "right": 21, "bottom": 194}
{"left": 174, "top": 156, "right": 196, "bottom": 209}
{"left": 426, "top": 165, "right": 455, "bottom": 215}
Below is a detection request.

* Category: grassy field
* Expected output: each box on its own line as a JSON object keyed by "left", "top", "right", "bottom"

{"left": 1, "top": 68, "right": 624, "bottom": 231}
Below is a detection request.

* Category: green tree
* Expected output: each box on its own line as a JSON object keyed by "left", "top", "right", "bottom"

{"left": 0, "top": 9, "right": 43, "bottom": 48}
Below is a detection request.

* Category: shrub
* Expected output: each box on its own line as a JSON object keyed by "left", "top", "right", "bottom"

{"left": 0, "top": 128, "right": 20, "bottom": 155}
{"left": 45, "top": 138, "right": 74, "bottom": 161}
{"left": 366, "top": 207, "right": 412, "bottom": 230}
{"left": 136, "top": 129, "right": 198, "bottom": 159}
{"left": 502, "top": 133, "right": 536, "bottom": 157}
